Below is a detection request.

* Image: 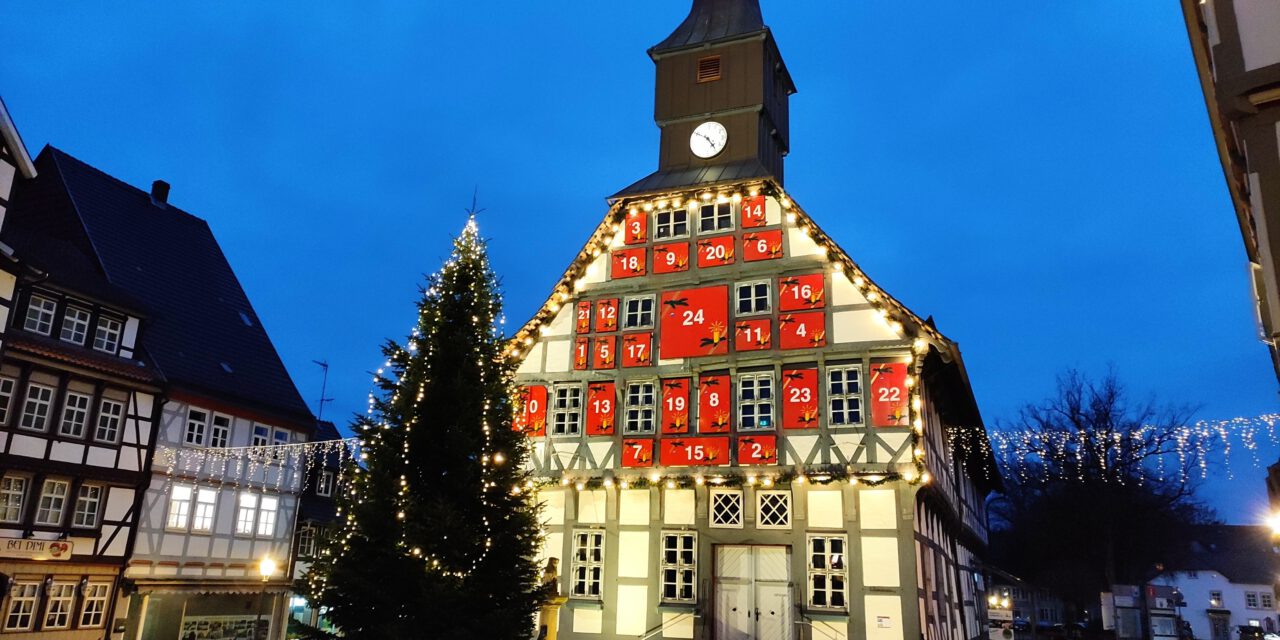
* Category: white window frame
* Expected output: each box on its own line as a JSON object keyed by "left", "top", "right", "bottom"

{"left": 317, "top": 470, "right": 335, "bottom": 497}
{"left": 807, "top": 534, "right": 849, "bottom": 610}
{"left": 569, "top": 529, "right": 605, "bottom": 599}
{"left": 698, "top": 201, "right": 734, "bottom": 234}
{"left": 298, "top": 523, "right": 318, "bottom": 557}
{"left": 92, "top": 316, "right": 123, "bottom": 354}
{"left": 550, "top": 384, "right": 583, "bottom": 436}
{"left": 257, "top": 495, "right": 279, "bottom": 537}
{"left": 654, "top": 207, "right": 690, "bottom": 240}
{"left": 737, "top": 372, "right": 774, "bottom": 431}
{"left": 59, "top": 306, "right": 92, "bottom": 345}
{"left": 59, "top": 391, "right": 93, "bottom": 438}
{"left": 1210, "top": 590, "right": 1224, "bottom": 608}
{"left": 623, "top": 381, "right": 657, "bottom": 434}
{"left": 166, "top": 483, "right": 194, "bottom": 530}
{"left": 735, "top": 280, "right": 771, "bottom": 316}
{"left": 709, "top": 489, "right": 744, "bottom": 529}
{"left": 0, "top": 376, "right": 15, "bottom": 424}
{"left": 236, "top": 492, "right": 258, "bottom": 535}
{"left": 622, "top": 295, "right": 656, "bottom": 329}
{"left": 19, "top": 383, "right": 55, "bottom": 432}
{"left": 660, "top": 531, "right": 697, "bottom": 603}
{"left": 210, "top": 413, "right": 231, "bottom": 448}
{"left": 42, "top": 582, "right": 75, "bottom": 629}
{"left": 191, "top": 487, "right": 217, "bottom": 532}
{"left": 827, "top": 365, "right": 864, "bottom": 427}
{"left": 73, "top": 483, "right": 103, "bottom": 528}
{"left": 185, "top": 407, "right": 208, "bottom": 446}
{"left": 252, "top": 424, "right": 270, "bottom": 447}
{"left": 1247, "top": 592, "right": 1260, "bottom": 609}
{"left": 78, "top": 582, "right": 110, "bottom": 628}
{"left": 24, "top": 295, "right": 57, "bottom": 336}
{"left": 756, "top": 490, "right": 792, "bottom": 529}
{"left": 0, "top": 475, "right": 26, "bottom": 523}
{"left": 1263, "top": 592, "right": 1275, "bottom": 610}
{"left": 95, "top": 398, "right": 125, "bottom": 443}
{"left": 3, "top": 582, "right": 39, "bottom": 631}
{"left": 35, "top": 478, "right": 70, "bottom": 526}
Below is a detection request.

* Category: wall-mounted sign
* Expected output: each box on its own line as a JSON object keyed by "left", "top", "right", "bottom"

{"left": 0, "top": 537, "right": 73, "bottom": 561}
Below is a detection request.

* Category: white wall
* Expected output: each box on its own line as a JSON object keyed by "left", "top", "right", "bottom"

{"left": 1153, "top": 572, "right": 1280, "bottom": 639}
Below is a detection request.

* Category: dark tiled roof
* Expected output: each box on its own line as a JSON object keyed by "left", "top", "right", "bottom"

{"left": 650, "top": 0, "right": 766, "bottom": 57}
{"left": 610, "top": 158, "right": 774, "bottom": 200}
{"left": 4, "top": 147, "right": 313, "bottom": 427}
{"left": 6, "top": 333, "right": 160, "bottom": 384}
{"left": 1165, "top": 525, "right": 1280, "bottom": 585}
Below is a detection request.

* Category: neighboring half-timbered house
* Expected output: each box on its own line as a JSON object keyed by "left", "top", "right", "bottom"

{"left": 3, "top": 147, "right": 315, "bottom": 640}
{"left": 0, "top": 95, "right": 37, "bottom": 355}
{"left": 288, "top": 420, "right": 341, "bottom": 634}
{"left": 511, "top": 2, "right": 1000, "bottom": 640}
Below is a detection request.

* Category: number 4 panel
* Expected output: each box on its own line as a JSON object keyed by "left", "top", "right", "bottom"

{"left": 779, "top": 311, "right": 827, "bottom": 350}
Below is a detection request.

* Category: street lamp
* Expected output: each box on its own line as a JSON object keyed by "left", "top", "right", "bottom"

{"left": 1267, "top": 513, "right": 1280, "bottom": 536}
{"left": 255, "top": 557, "right": 276, "bottom": 640}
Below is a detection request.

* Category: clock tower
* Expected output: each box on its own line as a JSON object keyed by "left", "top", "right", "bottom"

{"left": 614, "top": 0, "right": 796, "bottom": 199}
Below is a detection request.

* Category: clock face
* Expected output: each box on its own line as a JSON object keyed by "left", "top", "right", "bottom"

{"left": 690, "top": 121, "right": 728, "bottom": 159}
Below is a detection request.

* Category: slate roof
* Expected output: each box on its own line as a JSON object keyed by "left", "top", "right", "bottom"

{"left": 1166, "top": 525, "right": 1280, "bottom": 586}
{"left": 611, "top": 158, "right": 774, "bottom": 200}
{"left": 6, "top": 333, "right": 160, "bottom": 385}
{"left": 650, "top": 0, "right": 766, "bottom": 57}
{"left": 4, "top": 147, "right": 313, "bottom": 427}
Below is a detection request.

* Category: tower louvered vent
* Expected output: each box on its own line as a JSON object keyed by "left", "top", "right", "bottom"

{"left": 697, "top": 56, "right": 722, "bottom": 83}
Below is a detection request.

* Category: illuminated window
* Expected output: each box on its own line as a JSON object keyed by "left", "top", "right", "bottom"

{"left": 0, "top": 476, "right": 26, "bottom": 523}
{"left": 1210, "top": 591, "right": 1223, "bottom": 608}
{"left": 317, "top": 470, "right": 335, "bottom": 497}
{"left": 191, "top": 488, "right": 217, "bottom": 532}
{"left": 236, "top": 492, "right": 258, "bottom": 534}
{"left": 4, "top": 582, "right": 39, "bottom": 631}
{"left": 257, "top": 495, "right": 279, "bottom": 536}
{"left": 167, "top": 484, "right": 193, "bottom": 529}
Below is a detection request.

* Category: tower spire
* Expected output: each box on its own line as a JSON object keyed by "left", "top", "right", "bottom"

{"left": 650, "top": 0, "right": 766, "bottom": 56}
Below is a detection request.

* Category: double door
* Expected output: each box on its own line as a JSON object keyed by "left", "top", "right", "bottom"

{"left": 714, "top": 545, "right": 793, "bottom": 640}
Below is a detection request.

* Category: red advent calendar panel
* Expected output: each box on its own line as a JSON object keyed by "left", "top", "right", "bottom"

{"left": 779, "top": 312, "right": 827, "bottom": 350}
{"left": 659, "top": 286, "right": 730, "bottom": 358}
{"left": 781, "top": 368, "right": 820, "bottom": 429}
{"left": 575, "top": 301, "right": 592, "bottom": 333}
{"left": 660, "top": 436, "right": 730, "bottom": 466}
{"left": 624, "top": 211, "right": 648, "bottom": 245}
{"left": 586, "top": 382, "right": 615, "bottom": 435}
{"left": 779, "top": 273, "right": 826, "bottom": 311}
{"left": 653, "top": 242, "right": 690, "bottom": 274}
{"left": 870, "top": 362, "right": 910, "bottom": 427}
{"left": 612, "top": 248, "right": 646, "bottom": 279}
{"left": 737, "top": 435, "right": 778, "bottom": 465}
{"left": 621, "top": 333, "right": 653, "bottom": 368}
{"left": 743, "top": 230, "right": 784, "bottom": 262}
{"left": 514, "top": 385, "right": 547, "bottom": 436}
{"left": 733, "top": 318, "right": 771, "bottom": 352}
{"left": 621, "top": 439, "right": 654, "bottom": 468}
{"left": 661, "top": 378, "right": 691, "bottom": 434}
{"left": 741, "top": 195, "right": 767, "bottom": 228}
{"left": 698, "top": 374, "right": 732, "bottom": 433}
{"left": 696, "top": 236, "right": 735, "bottom": 268}
{"left": 573, "top": 337, "right": 589, "bottom": 370}
{"left": 593, "top": 336, "right": 616, "bottom": 369}
{"left": 594, "top": 299, "right": 618, "bottom": 333}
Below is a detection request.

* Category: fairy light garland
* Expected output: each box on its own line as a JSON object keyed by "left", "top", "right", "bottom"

{"left": 157, "top": 438, "right": 359, "bottom": 494}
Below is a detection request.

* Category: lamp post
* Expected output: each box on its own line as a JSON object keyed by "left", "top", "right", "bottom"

{"left": 255, "top": 557, "right": 277, "bottom": 640}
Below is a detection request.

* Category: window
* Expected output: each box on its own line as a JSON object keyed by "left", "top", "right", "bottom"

{"left": 79, "top": 583, "right": 110, "bottom": 628}
{"left": 273, "top": 429, "right": 289, "bottom": 447}
{"left": 73, "top": 484, "right": 103, "bottom": 528}
{"left": 1263, "top": 593, "right": 1275, "bottom": 609}
{"left": 167, "top": 484, "right": 193, "bottom": 529}
{"left": 59, "top": 306, "right": 92, "bottom": 345}
{"left": 660, "top": 532, "right": 697, "bottom": 603}
{"left": 258, "top": 495, "right": 279, "bottom": 536}
{"left": 738, "top": 373, "right": 773, "bottom": 430}
{"left": 570, "top": 529, "right": 605, "bottom": 599}
{"left": 654, "top": 208, "right": 689, "bottom": 239}
{"left": 236, "top": 492, "right": 258, "bottom": 534}
{"left": 827, "top": 366, "right": 863, "bottom": 426}
{"left": 210, "top": 414, "right": 231, "bottom": 448}
{"left": 91, "top": 399, "right": 124, "bottom": 443}
{"left": 710, "top": 489, "right": 744, "bottom": 528}
{"left": 1210, "top": 591, "right": 1224, "bottom": 608}
{"left": 0, "top": 476, "right": 26, "bottom": 523}
{"left": 808, "top": 535, "right": 848, "bottom": 610}
{"left": 185, "top": 408, "right": 208, "bottom": 446}
{"left": 298, "top": 524, "right": 317, "bottom": 557}
{"left": 699, "top": 202, "right": 733, "bottom": 233}
{"left": 551, "top": 384, "right": 583, "bottom": 436}
{"left": 35, "top": 479, "right": 69, "bottom": 526}
{"left": 317, "top": 470, "right": 335, "bottom": 497}
{"left": 756, "top": 490, "right": 792, "bottom": 529}
{"left": 1248, "top": 592, "right": 1260, "bottom": 609}
{"left": 3, "top": 582, "right": 38, "bottom": 631}
{"left": 735, "top": 281, "right": 770, "bottom": 315}
{"left": 624, "top": 381, "right": 656, "bottom": 434}
{"left": 24, "top": 295, "right": 57, "bottom": 335}
{"left": 20, "top": 383, "right": 55, "bottom": 431}
{"left": 92, "top": 316, "right": 122, "bottom": 353}
{"left": 59, "top": 391, "right": 92, "bottom": 438}
{"left": 697, "top": 55, "right": 722, "bottom": 83}
{"left": 623, "top": 296, "right": 655, "bottom": 329}
{"left": 252, "top": 424, "right": 270, "bottom": 447}
{"left": 0, "top": 376, "right": 15, "bottom": 423}
{"left": 192, "top": 488, "right": 217, "bottom": 532}
{"left": 43, "top": 582, "right": 75, "bottom": 629}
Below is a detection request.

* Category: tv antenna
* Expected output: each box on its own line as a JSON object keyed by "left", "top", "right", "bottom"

{"left": 313, "top": 360, "right": 334, "bottom": 421}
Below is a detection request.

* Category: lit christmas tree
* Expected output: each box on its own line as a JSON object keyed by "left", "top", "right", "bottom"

{"left": 307, "top": 217, "right": 543, "bottom": 639}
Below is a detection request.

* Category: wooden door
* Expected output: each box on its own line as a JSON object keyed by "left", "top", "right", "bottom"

{"left": 714, "top": 545, "right": 793, "bottom": 640}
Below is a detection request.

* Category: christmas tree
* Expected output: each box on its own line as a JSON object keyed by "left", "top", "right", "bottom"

{"left": 308, "top": 217, "right": 543, "bottom": 639}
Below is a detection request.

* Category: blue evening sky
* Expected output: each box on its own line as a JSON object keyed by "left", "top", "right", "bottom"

{"left": 3, "top": 2, "right": 1275, "bottom": 522}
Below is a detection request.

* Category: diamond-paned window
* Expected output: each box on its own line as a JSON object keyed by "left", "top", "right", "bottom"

{"left": 710, "top": 489, "right": 743, "bottom": 528}
{"left": 756, "top": 490, "right": 791, "bottom": 529}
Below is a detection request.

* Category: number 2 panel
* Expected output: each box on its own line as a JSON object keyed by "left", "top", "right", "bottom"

{"left": 698, "top": 374, "right": 731, "bottom": 433}
{"left": 737, "top": 435, "right": 777, "bottom": 465}
{"left": 781, "top": 368, "right": 819, "bottom": 429}
{"left": 659, "top": 286, "right": 730, "bottom": 358}
{"left": 661, "top": 378, "right": 691, "bottom": 434}
{"left": 586, "top": 382, "right": 616, "bottom": 435}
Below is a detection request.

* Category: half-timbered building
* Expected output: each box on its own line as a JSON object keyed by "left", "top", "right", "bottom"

{"left": 0, "top": 95, "right": 37, "bottom": 355}
{"left": 3, "top": 148, "right": 315, "bottom": 640}
{"left": 511, "top": 2, "right": 999, "bottom": 640}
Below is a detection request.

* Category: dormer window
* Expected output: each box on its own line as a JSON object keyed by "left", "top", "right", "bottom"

{"left": 697, "top": 55, "right": 721, "bottom": 83}
{"left": 92, "top": 316, "right": 122, "bottom": 354}
{"left": 59, "top": 307, "right": 91, "bottom": 345}
{"left": 23, "top": 295, "right": 57, "bottom": 336}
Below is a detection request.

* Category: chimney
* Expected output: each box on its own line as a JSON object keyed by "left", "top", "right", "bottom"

{"left": 150, "top": 180, "right": 170, "bottom": 206}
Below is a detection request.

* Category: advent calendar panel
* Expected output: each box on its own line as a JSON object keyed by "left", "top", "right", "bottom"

{"left": 696, "top": 236, "right": 735, "bottom": 268}
{"left": 659, "top": 286, "right": 730, "bottom": 358}
{"left": 621, "top": 333, "right": 653, "bottom": 368}
{"left": 612, "top": 248, "right": 646, "bottom": 279}
{"left": 733, "top": 318, "right": 771, "bottom": 352}
{"left": 779, "top": 311, "right": 826, "bottom": 350}
{"left": 592, "top": 335, "right": 616, "bottom": 369}
{"left": 575, "top": 301, "right": 591, "bottom": 333}
{"left": 653, "top": 242, "right": 690, "bottom": 274}
{"left": 586, "top": 382, "right": 616, "bottom": 435}
{"left": 661, "top": 378, "right": 691, "bottom": 434}
{"left": 624, "top": 211, "right": 648, "bottom": 245}
{"left": 737, "top": 435, "right": 777, "bottom": 465}
{"left": 870, "top": 362, "right": 910, "bottom": 427}
{"left": 781, "top": 367, "right": 820, "bottom": 429}
{"left": 698, "top": 374, "right": 731, "bottom": 433}
{"left": 594, "top": 298, "right": 618, "bottom": 333}
{"left": 743, "top": 229, "right": 784, "bottom": 262}
{"left": 621, "top": 439, "right": 654, "bottom": 467}
{"left": 514, "top": 385, "right": 547, "bottom": 436}
{"left": 660, "top": 436, "right": 730, "bottom": 466}
{"left": 778, "top": 273, "right": 825, "bottom": 311}
{"left": 740, "top": 195, "right": 767, "bottom": 228}
{"left": 573, "top": 337, "right": 589, "bottom": 370}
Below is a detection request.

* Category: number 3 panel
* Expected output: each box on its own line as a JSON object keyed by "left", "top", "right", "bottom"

{"left": 781, "top": 367, "right": 820, "bottom": 429}
{"left": 697, "top": 374, "right": 732, "bottom": 433}
{"left": 586, "top": 382, "right": 616, "bottom": 435}
{"left": 661, "top": 378, "right": 691, "bottom": 434}
{"left": 624, "top": 210, "right": 648, "bottom": 245}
